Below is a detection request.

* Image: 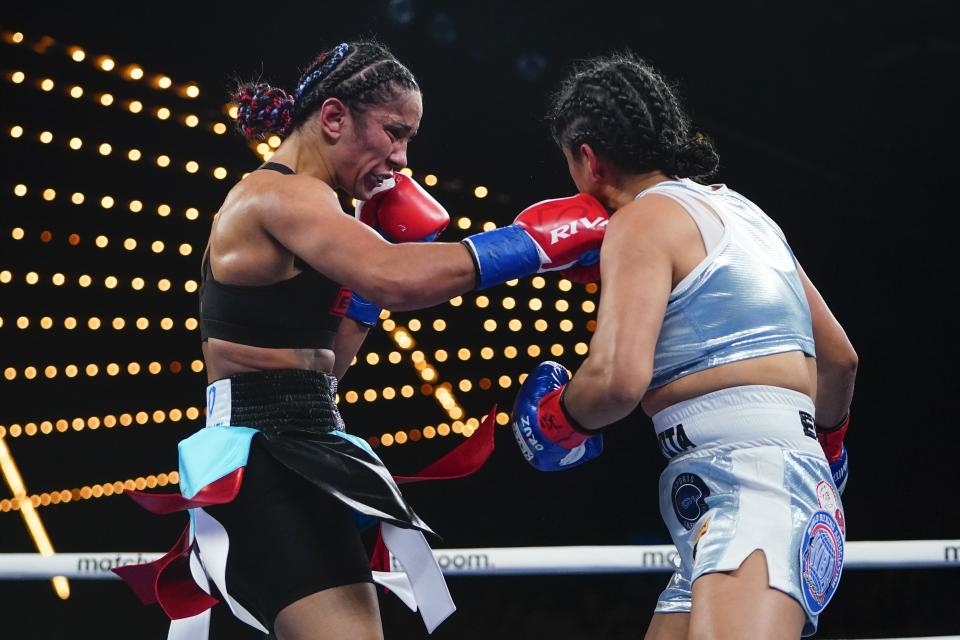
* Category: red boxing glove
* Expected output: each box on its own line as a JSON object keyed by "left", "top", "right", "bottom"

{"left": 537, "top": 386, "right": 591, "bottom": 448}
{"left": 816, "top": 413, "right": 849, "bottom": 462}
{"left": 513, "top": 194, "right": 609, "bottom": 272}
{"left": 355, "top": 173, "right": 449, "bottom": 243}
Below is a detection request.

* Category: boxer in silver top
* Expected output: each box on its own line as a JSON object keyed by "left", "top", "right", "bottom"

{"left": 511, "top": 52, "right": 856, "bottom": 638}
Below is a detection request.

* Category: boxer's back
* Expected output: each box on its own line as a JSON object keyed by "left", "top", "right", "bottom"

{"left": 641, "top": 179, "right": 816, "bottom": 390}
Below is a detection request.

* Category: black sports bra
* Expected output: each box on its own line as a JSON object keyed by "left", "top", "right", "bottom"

{"left": 199, "top": 163, "right": 350, "bottom": 349}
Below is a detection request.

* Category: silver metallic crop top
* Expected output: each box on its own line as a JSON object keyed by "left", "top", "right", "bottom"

{"left": 645, "top": 179, "right": 815, "bottom": 389}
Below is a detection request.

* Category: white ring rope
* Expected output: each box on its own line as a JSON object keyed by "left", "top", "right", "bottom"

{"left": 0, "top": 540, "right": 957, "bottom": 580}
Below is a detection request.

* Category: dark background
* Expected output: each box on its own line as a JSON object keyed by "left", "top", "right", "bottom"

{"left": 1, "top": 1, "right": 957, "bottom": 638}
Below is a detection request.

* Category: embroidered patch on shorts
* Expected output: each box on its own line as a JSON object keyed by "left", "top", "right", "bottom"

{"left": 799, "top": 510, "right": 844, "bottom": 615}
{"left": 671, "top": 473, "right": 710, "bottom": 530}
{"left": 816, "top": 480, "right": 846, "bottom": 536}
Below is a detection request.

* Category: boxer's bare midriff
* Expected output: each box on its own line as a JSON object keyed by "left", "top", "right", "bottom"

{"left": 641, "top": 351, "right": 817, "bottom": 416}
{"left": 203, "top": 339, "right": 336, "bottom": 383}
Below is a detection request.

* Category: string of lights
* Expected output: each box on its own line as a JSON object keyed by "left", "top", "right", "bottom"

{"left": 8, "top": 226, "right": 196, "bottom": 258}
{"left": 0, "top": 316, "right": 199, "bottom": 332}
{"left": 3, "top": 69, "right": 226, "bottom": 137}
{"left": 9, "top": 177, "right": 209, "bottom": 222}
{"left": 0, "top": 471, "right": 180, "bottom": 514}
{"left": 0, "top": 269, "right": 200, "bottom": 293}
{"left": 1, "top": 359, "right": 203, "bottom": 382}
{"left": 2, "top": 30, "right": 201, "bottom": 102}
{"left": 5, "top": 121, "right": 235, "bottom": 181}
{"left": 366, "top": 411, "right": 511, "bottom": 450}
{"left": 0, "top": 407, "right": 203, "bottom": 440}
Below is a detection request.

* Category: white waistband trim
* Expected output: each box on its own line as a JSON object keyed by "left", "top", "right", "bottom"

{"left": 651, "top": 385, "right": 820, "bottom": 460}
{"left": 205, "top": 379, "right": 232, "bottom": 428}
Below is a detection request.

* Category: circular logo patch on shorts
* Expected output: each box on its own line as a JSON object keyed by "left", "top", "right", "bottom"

{"left": 800, "top": 510, "right": 844, "bottom": 615}
{"left": 671, "top": 473, "right": 710, "bottom": 530}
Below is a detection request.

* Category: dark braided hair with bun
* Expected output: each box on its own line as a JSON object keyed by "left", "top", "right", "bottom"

{"left": 234, "top": 40, "right": 419, "bottom": 140}
{"left": 547, "top": 53, "right": 719, "bottom": 180}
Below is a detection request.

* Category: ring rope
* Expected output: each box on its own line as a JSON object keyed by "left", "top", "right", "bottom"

{"left": 1, "top": 539, "right": 957, "bottom": 580}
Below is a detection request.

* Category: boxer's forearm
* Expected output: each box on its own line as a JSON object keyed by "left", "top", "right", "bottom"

{"left": 563, "top": 354, "right": 647, "bottom": 430}
{"left": 363, "top": 242, "right": 478, "bottom": 310}
{"left": 815, "top": 358, "right": 857, "bottom": 427}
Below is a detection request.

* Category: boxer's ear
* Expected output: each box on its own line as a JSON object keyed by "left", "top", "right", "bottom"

{"left": 317, "top": 97, "right": 349, "bottom": 141}
{"left": 578, "top": 143, "right": 606, "bottom": 182}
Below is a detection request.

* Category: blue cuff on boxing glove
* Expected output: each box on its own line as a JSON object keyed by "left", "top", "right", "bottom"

{"left": 511, "top": 361, "right": 603, "bottom": 472}
{"left": 830, "top": 446, "right": 848, "bottom": 495}
{"left": 462, "top": 225, "right": 543, "bottom": 290}
{"left": 346, "top": 291, "right": 382, "bottom": 328}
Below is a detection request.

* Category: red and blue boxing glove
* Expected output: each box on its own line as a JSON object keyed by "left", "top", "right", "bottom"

{"left": 348, "top": 177, "right": 610, "bottom": 325}
{"left": 817, "top": 414, "right": 849, "bottom": 494}
{"left": 347, "top": 173, "right": 450, "bottom": 326}
{"left": 511, "top": 361, "right": 603, "bottom": 471}
{"left": 463, "top": 194, "right": 609, "bottom": 289}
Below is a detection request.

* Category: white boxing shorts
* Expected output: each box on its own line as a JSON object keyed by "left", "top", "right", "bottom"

{"left": 652, "top": 385, "right": 845, "bottom": 637}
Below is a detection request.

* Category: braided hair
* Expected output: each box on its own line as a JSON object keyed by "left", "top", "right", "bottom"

{"left": 234, "top": 40, "right": 419, "bottom": 140}
{"left": 547, "top": 53, "right": 719, "bottom": 180}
